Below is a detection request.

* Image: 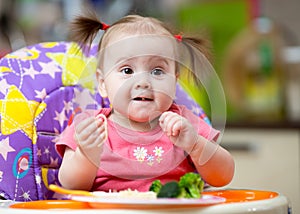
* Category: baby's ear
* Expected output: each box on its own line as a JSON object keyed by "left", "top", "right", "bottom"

{"left": 176, "top": 72, "right": 180, "bottom": 80}
{"left": 96, "top": 68, "right": 108, "bottom": 97}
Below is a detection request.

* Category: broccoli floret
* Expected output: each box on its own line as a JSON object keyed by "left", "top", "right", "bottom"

{"left": 157, "top": 181, "right": 181, "bottom": 198}
{"left": 178, "top": 172, "right": 204, "bottom": 198}
{"left": 149, "top": 173, "right": 204, "bottom": 199}
{"left": 149, "top": 180, "right": 162, "bottom": 194}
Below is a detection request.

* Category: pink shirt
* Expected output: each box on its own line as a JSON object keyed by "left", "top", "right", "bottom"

{"left": 56, "top": 104, "right": 219, "bottom": 192}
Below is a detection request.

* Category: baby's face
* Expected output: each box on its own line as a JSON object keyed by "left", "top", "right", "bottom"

{"left": 100, "top": 35, "right": 178, "bottom": 123}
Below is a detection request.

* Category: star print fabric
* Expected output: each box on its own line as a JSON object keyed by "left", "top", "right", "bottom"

{"left": 0, "top": 42, "right": 104, "bottom": 201}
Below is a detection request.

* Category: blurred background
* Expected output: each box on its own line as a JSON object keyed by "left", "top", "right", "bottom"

{"left": 0, "top": 0, "right": 299, "bottom": 212}
{"left": 0, "top": 0, "right": 299, "bottom": 125}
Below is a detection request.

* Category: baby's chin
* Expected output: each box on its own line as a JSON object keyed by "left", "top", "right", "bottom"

{"left": 129, "top": 110, "right": 162, "bottom": 123}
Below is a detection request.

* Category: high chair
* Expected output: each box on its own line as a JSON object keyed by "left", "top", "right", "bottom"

{"left": 0, "top": 41, "right": 210, "bottom": 201}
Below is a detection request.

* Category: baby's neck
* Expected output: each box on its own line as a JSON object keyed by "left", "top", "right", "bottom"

{"left": 109, "top": 113, "right": 159, "bottom": 132}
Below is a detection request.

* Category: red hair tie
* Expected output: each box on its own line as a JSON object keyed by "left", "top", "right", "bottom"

{"left": 100, "top": 22, "right": 110, "bottom": 30}
{"left": 174, "top": 34, "right": 182, "bottom": 42}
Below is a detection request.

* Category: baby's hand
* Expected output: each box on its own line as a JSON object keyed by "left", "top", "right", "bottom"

{"left": 159, "top": 111, "right": 198, "bottom": 152}
{"left": 73, "top": 113, "right": 107, "bottom": 166}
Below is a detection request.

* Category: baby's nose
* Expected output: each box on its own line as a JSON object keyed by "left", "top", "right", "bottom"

{"left": 136, "top": 79, "right": 150, "bottom": 89}
{"left": 134, "top": 73, "right": 151, "bottom": 89}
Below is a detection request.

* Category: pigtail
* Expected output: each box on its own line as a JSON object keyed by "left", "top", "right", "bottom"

{"left": 69, "top": 10, "right": 107, "bottom": 50}
{"left": 181, "top": 36, "right": 212, "bottom": 86}
{"left": 183, "top": 37, "right": 212, "bottom": 61}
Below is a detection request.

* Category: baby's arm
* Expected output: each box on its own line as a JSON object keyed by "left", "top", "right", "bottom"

{"left": 159, "top": 111, "right": 234, "bottom": 187}
{"left": 58, "top": 115, "right": 107, "bottom": 190}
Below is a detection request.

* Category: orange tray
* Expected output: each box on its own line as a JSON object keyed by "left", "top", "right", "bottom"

{"left": 10, "top": 200, "right": 91, "bottom": 209}
{"left": 202, "top": 189, "right": 279, "bottom": 203}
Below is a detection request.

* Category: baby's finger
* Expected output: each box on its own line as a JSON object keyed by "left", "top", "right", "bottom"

{"left": 170, "top": 120, "right": 182, "bottom": 136}
{"left": 95, "top": 130, "right": 107, "bottom": 147}
{"left": 75, "top": 118, "right": 102, "bottom": 141}
{"left": 96, "top": 114, "right": 106, "bottom": 122}
{"left": 96, "top": 114, "right": 108, "bottom": 141}
{"left": 166, "top": 116, "right": 181, "bottom": 136}
{"left": 75, "top": 117, "right": 96, "bottom": 133}
{"left": 89, "top": 126, "right": 106, "bottom": 146}
{"left": 160, "top": 113, "right": 180, "bottom": 135}
{"left": 73, "top": 112, "right": 93, "bottom": 127}
{"left": 77, "top": 125, "right": 103, "bottom": 147}
{"left": 159, "top": 111, "right": 172, "bottom": 124}
{"left": 164, "top": 116, "right": 178, "bottom": 136}
{"left": 160, "top": 111, "right": 176, "bottom": 123}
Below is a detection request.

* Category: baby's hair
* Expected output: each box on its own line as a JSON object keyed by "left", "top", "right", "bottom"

{"left": 69, "top": 10, "right": 212, "bottom": 86}
{"left": 69, "top": 10, "right": 105, "bottom": 49}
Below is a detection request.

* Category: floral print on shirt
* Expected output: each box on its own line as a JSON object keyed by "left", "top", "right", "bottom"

{"left": 133, "top": 146, "right": 165, "bottom": 165}
{"left": 133, "top": 147, "right": 148, "bottom": 162}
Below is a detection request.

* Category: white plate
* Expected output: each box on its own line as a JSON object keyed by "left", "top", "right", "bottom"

{"left": 71, "top": 194, "right": 226, "bottom": 208}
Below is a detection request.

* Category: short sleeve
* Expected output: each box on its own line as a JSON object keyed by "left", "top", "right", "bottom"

{"left": 55, "top": 122, "right": 77, "bottom": 157}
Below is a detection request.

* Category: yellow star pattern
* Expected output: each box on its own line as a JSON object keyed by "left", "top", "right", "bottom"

{"left": 0, "top": 85, "right": 46, "bottom": 143}
{"left": 41, "top": 42, "right": 60, "bottom": 49}
{"left": 0, "top": 66, "right": 12, "bottom": 73}
{"left": 46, "top": 42, "right": 97, "bottom": 92}
{"left": 41, "top": 167, "right": 50, "bottom": 188}
{"left": 4, "top": 48, "right": 40, "bottom": 60}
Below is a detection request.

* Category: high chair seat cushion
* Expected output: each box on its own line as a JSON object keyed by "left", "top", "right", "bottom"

{"left": 0, "top": 41, "right": 209, "bottom": 201}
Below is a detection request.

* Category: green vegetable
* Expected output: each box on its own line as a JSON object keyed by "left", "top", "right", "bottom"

{"left": 157, "top": 181, "right": 181, "bottom": 198}
{"left": 149, "top": 172, "right": 204, "bottom": 199}
{"left": 149, "top": 180, "right": 162, "bottom": 194}
{"left": 178, "top": 172, "right": 205, "bottom": 198}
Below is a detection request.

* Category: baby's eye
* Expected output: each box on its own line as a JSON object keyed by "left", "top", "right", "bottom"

{"left": 151, "top": 68, "right": 164, "bottom": 76}
{"left": 121, "top": 67, "right": 134, "bottom": 75}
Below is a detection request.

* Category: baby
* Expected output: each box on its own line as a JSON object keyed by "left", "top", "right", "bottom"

{"left": 56, "top": 11, "right": 234, "bottom": 192}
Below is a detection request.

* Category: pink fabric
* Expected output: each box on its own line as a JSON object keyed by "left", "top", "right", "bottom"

{"left": 56, "top": 104, "right": 219, "bottom": 192}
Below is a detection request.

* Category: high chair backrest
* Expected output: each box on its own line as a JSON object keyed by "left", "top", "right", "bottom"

{"left": 0, "top": 41, "right": 210, "bottom": 201}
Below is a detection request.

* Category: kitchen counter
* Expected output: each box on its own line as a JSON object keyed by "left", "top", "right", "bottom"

{"left": 221, "top": 127, "right": 299, "bottom": 213}
{"left": 225, "top": 120, "right": 300, "bottom": 130}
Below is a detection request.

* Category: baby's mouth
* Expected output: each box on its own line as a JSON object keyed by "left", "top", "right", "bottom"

{"left": 133, "top": 97, "right": 153, "bottom": 101}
